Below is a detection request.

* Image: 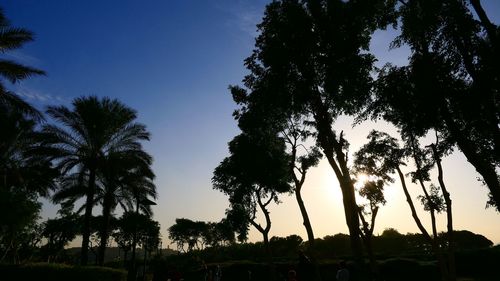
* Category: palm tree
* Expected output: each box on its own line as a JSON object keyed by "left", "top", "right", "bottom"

{"left": 0, "top": 107, "right": 57, "bottom": 262}
{"left": 0, "top": 8, "right": 45, "bottom": 119}
{"left": 0, "top": 106, "right": 56, "bottom": 196}
{"left": 95, "top": 149, "right": 156, "bottom": 265}
{"left": 36, "top": 96, "right": 150, "bottom": 265}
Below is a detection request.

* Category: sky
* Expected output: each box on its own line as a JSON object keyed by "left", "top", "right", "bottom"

{"left": 3, "top": 0, "right": 500, "bottom": 246}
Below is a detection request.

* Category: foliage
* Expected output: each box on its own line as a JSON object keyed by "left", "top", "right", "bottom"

{"left": 367, "top": 0, "right": 500, "bottom": 210}
{"left": 40, "top": 209, "right": 80, "bottom": 262}
{"left": 168, "top": 218, "right": 236, "bottom": 252}
{"left": 0, "top": 8, "right": 45, "bottom": 119}
{"left": 213, "top": 132, "right": 292, "bottom": 246}
{"left": 112, "top": 212, "right": 160, "bottom": 254}
{"left": 230, "top": 0, "right": 398, "bottom": 260}
{"left": 168, "top": 218, "right": 207, "bottom": 252}
{"left": 35, "top": 95, "right": 152, "bottom": 265}
{"left": 0, "top": 188, "right": 41, "bottom": 263}
{"left": 0, "top": 107, "right": 58, "bottom": 197}
{"left": 0, "top": 107, "right": 54, "bottom": 263}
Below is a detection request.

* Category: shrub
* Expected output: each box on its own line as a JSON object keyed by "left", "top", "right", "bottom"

{"left": 0, "top": 263, "right": 126, "bottom": 281}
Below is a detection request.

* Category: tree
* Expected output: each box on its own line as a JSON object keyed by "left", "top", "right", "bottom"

{"left": 96, "top": 148, "right": 155, "bottom": 265}
{"left": 0, "top": 8, "right": 44, "bottom": 119}
{"left": 168, "top": 218, "right": 207, "bottom": 252}
{"left": 41, "top": 208, "right": 80, "bottom": 263}
{"left": 233, "top": 89, "right": 322, "bottom": 250}
{"left": 0, "top": 187, "right": 41, "bottom": 263}
{"left": 112, "top": 212, "right": 139, "bottom": 265}
{"left": 356, "top": 130, "right": 456, "bottom": 281}
{"left": 36, "top": 96, "right": 150, "bottom": 265}
{"left": 213, "top": 132, "right": 292, "bottom": 259}
{"left": 368, "top": 0, "right": 500, "bottom": 210}
{"left": 231, "top": 0, "right": 396, "bottom": 262}
{"left": 0, "top": 107, "right": 56, "bottom": 263}
{"left": 0, "top": 106, "right": 57, "bottom": 197}
{"left": 198, "top": 219, "right": 236, "bottom": 249}
{"left": 444, "top": 230, "right": 493, "bottom": 250}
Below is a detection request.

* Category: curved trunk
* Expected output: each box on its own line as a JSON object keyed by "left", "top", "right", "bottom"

{"left": 310, "top": 94, "right": 363, "bottom": 263}
{"left": 396, "top": 166, "right": 450, "bottom": 281}
{"left": 81, "top": 167, "right": 96, "bottom": 266}
{"left": 295, "top": 182, "right": 315, "bottom": 248}
{"left": 289, "top": 140, "right": 315, "bottom": 250}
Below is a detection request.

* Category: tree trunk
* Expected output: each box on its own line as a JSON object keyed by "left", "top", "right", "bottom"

{"left": 432, "top": 144, "right": 456, "bottom": 281}
{"left": 441, "top": 106, "right": 500, "bottom": 211}
{"left": 295, "top": 184, "right": 315, "bottom": 248}
{"left": 130, "top": 200, "right": 140, "bottom": 277}
{"left": 396, "top": 167, "right": 452, "bottom": 281}
{"left": 469, "top": 0, "right": 497, "bottom": 44}
{"left": 98, "top": 192, "right": 113, "bottom": 265}
{"left": 81, "top": 167, "right": 96, "bottom": 266}
{"left": 123, "top": 250, "right": 128, "bottom": 267}
{"left": 290, "top": 141, "right": 315, "bottom": 250}
{"left": 257, "top": 191, "right": 273, "bottom": 262}
{"left": 310, "top": 94, "right": 363, "bottom": 263}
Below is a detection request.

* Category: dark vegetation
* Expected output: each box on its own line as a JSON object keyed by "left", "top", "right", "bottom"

{"left": 0, "top": 0, "right": 499, "bottom": 281}
{"left": 148, "top": 230, "right": 497, "bottom": 281}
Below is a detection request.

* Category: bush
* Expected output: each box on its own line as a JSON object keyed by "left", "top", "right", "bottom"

{"left": 0, "top": 263, "right": 126, "bottom": 281}
{"left": 379, "top": 258, "right": 439, "bottom": 281}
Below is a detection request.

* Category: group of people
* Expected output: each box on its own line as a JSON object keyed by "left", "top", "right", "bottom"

{"left": 200, "top": 255, "right": 349, "bottom": 281}
{"left": 203, "top": 263, "right": 222, "bottom": 281}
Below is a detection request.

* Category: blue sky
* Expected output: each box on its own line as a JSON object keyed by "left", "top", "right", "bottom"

{"left": 4, "top": 0, "right": 500, "bottom": 246}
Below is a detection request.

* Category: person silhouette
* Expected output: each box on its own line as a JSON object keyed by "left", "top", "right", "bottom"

{"left": 287, "top": 269, "right": 298, "bottom": 281}
{"left": 336, "top": 261, "right": 349, "bottom": 281}
{"left": 297, "top": 251, "right": 312, "bottom": 280}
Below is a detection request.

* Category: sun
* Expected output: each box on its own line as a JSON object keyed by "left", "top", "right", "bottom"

{"left": 354, "top": 173, "right": 369, "bottom": 189}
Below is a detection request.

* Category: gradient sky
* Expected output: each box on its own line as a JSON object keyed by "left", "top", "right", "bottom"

{"left": 4, "top": 1, "right": 500, "bottom": 246}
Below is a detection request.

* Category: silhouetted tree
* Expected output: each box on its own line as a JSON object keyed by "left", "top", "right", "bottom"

{"left": 35, "top": 96, "right": 150, "bottom": 265}
{"left": 442, "top": 230, "right": 493, "bottom": 250}
{"left": 168, "top": 218, "right": 207, "bottom": 252}
{"left": 96, "top": 148, "right": 155, "bottom": 265}
{"left": 200, "top": 219, "right": 236, "bottom": 248}
{"left": 112, "top": 212, "right": 139, "bottom": 264}
{"left": 367, "top": 0, "right": 500, "bottom": 210}
{"left": 0, "top": 187, "right": 41, "bottom": 263}
{"left": 213, "top": 132, "right": 292, "bottom": 260}
{"left": 356, "top": 130, "right": 456, "bottom": 281}
{"left": 354, "top": 147, "right": 386, "bottom": 275}
{"left": 0, "top": 107, "right": 56, "bottom": 263}
{"left": 231, "top": 0, "right": 396, "bottom": 263}
{"left": 231, "top": 84, "right": 322, "bottom": 250}
{"left": 41, "top": 207, "right": 80, "bottom": 263}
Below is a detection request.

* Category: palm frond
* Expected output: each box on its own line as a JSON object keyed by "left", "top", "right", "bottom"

{"left": 0, "top": 86, "right": 43, "bottom": 120}
{"left": 0, "top": 59, "right": 45, "bottom": 83}
{"left": 0, "top": 27, "right": 34, "bottom": 52}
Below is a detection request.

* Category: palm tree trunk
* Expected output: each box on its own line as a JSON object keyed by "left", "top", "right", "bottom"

{"left": 81, "top": 167, "right": 96, "bottom": 266}
{"left": 98, "top": 192, "right": 113, "bottom": 265}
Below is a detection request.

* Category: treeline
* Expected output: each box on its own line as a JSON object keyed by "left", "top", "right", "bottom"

{"left": 154, "top": 230, "right": 497, "bottom": 281}
{"left": 0, "top": 8, "right": 159, "bottom": 267}
{"left": 166, "top": 224, "right": 493, "bottom": 262}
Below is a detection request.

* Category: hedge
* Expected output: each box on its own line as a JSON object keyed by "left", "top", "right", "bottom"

{"left": 0, "top": 263, "right": 126, "bottom": 281}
